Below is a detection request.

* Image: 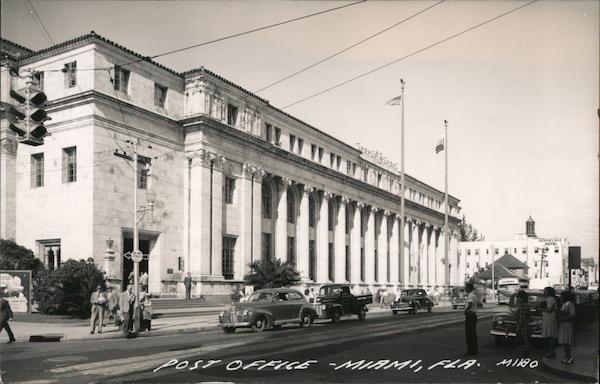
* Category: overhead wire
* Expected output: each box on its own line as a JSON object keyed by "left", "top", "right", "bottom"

{"left": 281, "top": 0, "right": 538, "bottom": 110}
{"left": 254, "top": 0, "right": 445, "bottom": 93}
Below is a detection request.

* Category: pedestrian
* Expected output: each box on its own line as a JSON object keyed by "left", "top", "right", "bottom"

{"left": 308, "top": 288, "right": 316, "bottom": 303}
{"left": 388, "top": 289, "right": 396, "bottom": 304}
{"left": 107, "top": 286, "right": 121, "bottom": 326}
{"left": 90, "top": 285, "right": 107, "bottom": 334}
{"left": 183, "top": 272, "right": 192, "bottom": 300}
{"left": 140, "top": 272, "right": 149, "bottom": 293}
{"left": 464, "top": 282, "right": 479, "bottom": 356}
{"left": 128, "top": 270, "right": 134, "bottom": 285}
{"left": 119, "top": 285, "right": 136, "bottom": 336}
{"left": 140, "top": 290, "right": 153, "bottom": 332}
{"left": 433, "top": 287, "right": 440, "bottom": 306}
{"left": 541, "top": 287, "right": 559, "bottom": 358}
{"left": 557, "top": 290, "right": 576, "bottom": 364}
{"left": 515, "top": 290, "right": 531, "bottom": 357}
{"left": 0, "top": 294, "right": 16, "bottom": 343}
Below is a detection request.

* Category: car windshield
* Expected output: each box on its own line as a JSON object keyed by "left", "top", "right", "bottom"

{"left": 319, "top": 286, "right": 341, "bottom": 296}
{"left": 401, "top": 290, "right": 414, "bottom": 297}
{"left": 248, "top": 292, "right": 274, "bottom": 302}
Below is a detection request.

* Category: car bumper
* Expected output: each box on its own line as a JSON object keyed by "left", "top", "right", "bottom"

{"left": 490, "top": 329, "right": 544, "bottom": 338}
{"left": 220, "top": 321, "right": 250, "bottom": 328}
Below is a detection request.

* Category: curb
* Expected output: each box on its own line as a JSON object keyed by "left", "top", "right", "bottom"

{"left": 540, "top": 356, "right": 599, "bottom": 383}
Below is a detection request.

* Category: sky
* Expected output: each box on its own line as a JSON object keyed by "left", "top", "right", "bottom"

{"left": 1, "top": 0, "right": 598, "bottom": 260}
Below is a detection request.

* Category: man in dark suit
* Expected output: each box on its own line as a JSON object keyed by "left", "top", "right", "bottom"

{"left": 119, "top": 285, "right": 135, "bottom": 337}
{"left": 184, "top": 273, "right": 192, "bottom": 300}
{"left": 0, "top": 295, "right": 16, "bottom": 343}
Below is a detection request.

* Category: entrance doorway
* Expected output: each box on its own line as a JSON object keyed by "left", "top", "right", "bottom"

{"left": 122, "top": 238, "right": 150, "bottom": 290}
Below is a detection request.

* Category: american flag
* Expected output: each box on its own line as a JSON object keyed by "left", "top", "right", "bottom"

{"left": 435, "top": 137, "right": 445, "bottom": 153}
{"left": 385, "top": 95, "right": 402, "bottom": 106}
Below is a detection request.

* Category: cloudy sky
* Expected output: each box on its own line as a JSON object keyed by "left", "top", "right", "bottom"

{"left": 2, "top": 0, "right": 598, "bottom": 260}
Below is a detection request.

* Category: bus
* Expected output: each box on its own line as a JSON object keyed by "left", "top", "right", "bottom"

{"left": 497, "top": 277, "right": 529, "bottom": 304}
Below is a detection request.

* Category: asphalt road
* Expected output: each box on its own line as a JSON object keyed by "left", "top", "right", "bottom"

{"left": 0, "top": 306, "right": 576, "bottom": 384}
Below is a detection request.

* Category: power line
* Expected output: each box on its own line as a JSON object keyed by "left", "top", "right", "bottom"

{"left": 282, "top": 0, "right": 538, "bottom": 110}
{"left": 24, "top": 0, "right": 54, "bottom": 45}
{"left": 254, "top": 0, "right": 445, "bottom": 94}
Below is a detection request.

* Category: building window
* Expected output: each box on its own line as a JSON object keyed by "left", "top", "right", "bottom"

{"left": 504, "top": 248, "right": 509, "bottom": 254}
{"left": 336, "top": 156, "right": 342, "bottom": 170}
{"left": 265, "top": 123, "right": 273, "bottom": 142}
{"left": 309, "top": 240, "right": 316, "bottom": 281}
{"left": 328, "top": 202, "right": 334, "bottom": 231}
{"left": 545, "top": 273, "right": 549, "bottom": 278}
{"left": 275, "top": 127, "right": 282, "bottom": 145}
{"left": 262, "top": 233, "right": 272, "bottom": 261}
{"left": 352, "top": 162, "right": 357, "bottom": 176}
{"left": 138, "top": 157, "right": 150, "bottom": 189}
{"left": 154, "top": 83, "right": 167, "bottom": 107}
{"left": 318, "top": 147, "right": 324, "bottom": 162}
{"left": 262, "top": 184, "right": 272, "bottom": 219}
{"left": 64, "top": 61, "right": 77, "bottom": 88}
{"left": 346, "top": 161, "right": 352, "bottom": 175}
{"left": 62, "top": 146, "right": 77, "bottom": 183}
{"left": 39, "top": 241, "right": 61, "bottom": 270}
{"left": 31, "top": 153, "right": 44, "bottom": 187}
{"left": 222, "top": 236, "right": 236, "bottom": 280}
{"left": 475, "top": 249, "right": 479, "bottom": 255}
{"left": 345, "top": 245, "right": 351, "bottom": 281}
{"left": 309, "top": 196, "right": 316, "bottom": 228}
{"left": 114, "top": 66, "right": 130, "bottom": 93}
{"left": 227, "top": 103, "right": 238, "bottom": 125}
{"left": 224, "top": 177, "right": 235, "bottom": 204}
{"left": 522, "top": 247, "right": 527, "bottom": 254}
{"left": 534, "top": 247, "right": 539, "bottom": 253}
{"left": 178, "top": 256, "right": 184, "bottom": 271}
{"left": 33, "top": 71, "right": 44, "bottom": 91}
{"left": 297, "top": 138, "right": 304, "bottom": 155}
{"left": 311, "top": 144, "right": 317, "bottom": 160}
{"left": 467, "top": 249, "right": 471, "bottom": 255}
{"left": 288, "top": 236, "right": 296, "bottom": 266}
{"left": 330, "top": 153, "right": 335, "bottom": 168}
{"left": 360, "top": 247, "right": 365, "bottom": 282}
{"left": 287, "top": 191, "right": 295, "bottom": 224}
{"left": 486, "top": 249, "right": 489, "bottom": 255}
{"left": 328, "top": 243, "right": 334, "bottom": 281}
{"left": 554, "top": 247, "right": 559, "bottom": 253}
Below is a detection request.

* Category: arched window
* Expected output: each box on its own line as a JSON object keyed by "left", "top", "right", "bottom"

{"left": 262, "top": 184, "right": 272, "bottom": 219}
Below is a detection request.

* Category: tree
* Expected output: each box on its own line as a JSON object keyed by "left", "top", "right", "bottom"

{"left": 458, "top": 215, "right": 485, "bottom": 242}
{"left": 0, "top": 239, "right": 44, "bottom": 278}
{"left": 33, "top": 259, "right": 106, "bottom": 318}
{"left": 245, "top": 258, "right": 301, "bottom": 290}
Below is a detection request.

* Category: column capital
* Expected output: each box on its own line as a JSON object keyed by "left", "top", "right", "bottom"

{"left": 356, "top": 201, "right": 365, "bottom": 209}
{"left": 253, "top": 167, "right": 266, "bottom": 182}
{"left": 277, "top": 177, "right": 294, "bottom": 187}
{"left": 322, "top": 191, "right": 334, "bottom": 200}
{"left": 340, "top": 196, "right": 351, "bottom": 205}
{"left": 383, "top": 210, "right": 392, "bottom": 217}
{"left": 424, "top": 223, "right": 432, "bottom": 229}
{"left": 209, "top": 152, "right": 226, "bottom": 170}
{"left": 370, "top": 206, "right": 379, "bottom": 213}
{"left": 303, "top": 184, "right": 314, "bottom": 195}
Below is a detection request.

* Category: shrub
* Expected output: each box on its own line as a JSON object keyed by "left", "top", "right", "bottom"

{"left": 0, "top": 239, "right": 44, "bottom": 278}
{"left": 245, "top": 258, "right": 301, "bottom": 290}
{"left": 33, "top": 259, "right": 105, "bottom": 318}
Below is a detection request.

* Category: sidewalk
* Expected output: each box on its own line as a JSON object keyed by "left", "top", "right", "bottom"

{"left": 541, "top": 325, "right": 599, "bottom": 382}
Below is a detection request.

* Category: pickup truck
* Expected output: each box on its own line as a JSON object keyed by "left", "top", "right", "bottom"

{"left": 314, "top": 284, "right": 373, "bottom": 323}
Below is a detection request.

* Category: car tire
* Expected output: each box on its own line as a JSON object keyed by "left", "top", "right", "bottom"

{"left": 453, "top": 305, "right": 457, "bottom": 310}
{"left": 495, "top": 336, "right": 503, "bottom": 346}
{"left": 251, "top": 316, "right": 267, "bottom": 333}
{"left": 358, "top": 308, "right": 366, "bottom": 321}
{"left": 392, "top": 310, "right": 398, "bottom": 315}
{"left": 331, "top": 309, "right": 341, "bottom": 324}
{"left": 223, "top": 327, "right": 236, "bottom": 334}
{"left": 273, "top": 324, "right": 282, "bottom": 329}
{"left": 300, "top": 311, "right": 312, "bottom": 328}
{"left": 427, "top": 304, "right": 432, "bottom": 313}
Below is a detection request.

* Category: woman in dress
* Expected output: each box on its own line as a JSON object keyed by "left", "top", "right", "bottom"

{"left": 140, "top": 291, "right": 153, "bottom": 332}
{"left": 541, "top": 287, "right": 559, "bottom": 358}
{"left": 515, "top": 290, "right": 531, "bottom": 357}
{"left": 558, "top": 291, "right": 576, "bottom": 364}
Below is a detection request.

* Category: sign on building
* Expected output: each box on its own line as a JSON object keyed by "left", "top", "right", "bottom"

{"left": 568, "top": 246, "right": 581, "bottom": 269}
{"left": 0, "top": 270, "right": 32, "bottom": 313}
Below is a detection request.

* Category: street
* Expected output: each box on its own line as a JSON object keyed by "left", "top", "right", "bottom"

{"left": 0, "top": 306, "right": 574, "bottom": 384}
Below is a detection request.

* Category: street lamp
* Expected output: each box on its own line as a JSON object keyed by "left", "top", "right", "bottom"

{"left": 491, "top": 245, "right": 495, "bottom": 304}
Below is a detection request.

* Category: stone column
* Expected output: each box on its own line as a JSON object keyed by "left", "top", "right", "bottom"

{"left": 251, "top": 168, "right": 264, "bottom": 268}
{"left": 438, "top": 227, "right": 447, "bottom": 287}
{"left": 351, "top": 202, "right": 363, "bottom": 284}
{"left": 389, "top": 215, "right": 399, "bottom": 284}
{"left": 317, "top": 191, "right": 332, "bottom": 283}
{"left": 276, "top": 177, "right": 293, "bottom": 262}
{"left": 296, "top": 185, "right": 312, "bottom": 280}
{"left": 403, "top": 218, "right": 411, "bottom": 288}
{"left": 239, "top": 164, "right": 254, "bottom": 279}
{"left": 450, "top": 232, "right": 459, "bottom": 286}
{"left": 365, "top": 206, "right": 377, "bottom": 284}
{"left": 335, "top": 197, "right": 349, "bottom": 283}
{"left": 427, "top": 225, "right": 435, "bottom": 287}
{"left": 410, "top": 219, "right": 420, "bottom": 287}
{"left": 378, "top": 211, "right": 390, "bottom": 284}
{"left": 186, "top": 150, "right": 212, "bottom": 277}
{"left": 433, "top": 226, "right": 440, "bottom": 287}
{"left": 210, "top": 153, "right": 226, "bottom": 277}
{"left": 423, "top": 224, "right": 430, "bottom": 287}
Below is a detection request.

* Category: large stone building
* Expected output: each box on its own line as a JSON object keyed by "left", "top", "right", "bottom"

{"left": 459, "top": 216, "right": 569, "bottom": 287}
{"left": 0, "top": 33, "right": 462, "bottom": 297}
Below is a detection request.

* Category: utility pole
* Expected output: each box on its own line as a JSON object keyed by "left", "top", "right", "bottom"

{"left": 444, "top": 120, "right": 449, "bottom": 294}
{"left": 491, "top": 245, "right": 495, "bottom": 303}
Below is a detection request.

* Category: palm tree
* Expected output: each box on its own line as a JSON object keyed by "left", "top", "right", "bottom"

{"left": 245, "top": 258, "right": 301, "bottom": 290}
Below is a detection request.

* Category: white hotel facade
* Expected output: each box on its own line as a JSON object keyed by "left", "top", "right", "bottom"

{"left": 0, "top": 33, "right": 462, "bottom": 297}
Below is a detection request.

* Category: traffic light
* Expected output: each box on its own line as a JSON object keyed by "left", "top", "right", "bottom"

{"left": 7, "top": 77, "right": 49, "bottom": 146}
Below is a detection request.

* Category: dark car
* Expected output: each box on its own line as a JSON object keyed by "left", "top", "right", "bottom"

{"left": 490, "top": 289, "right": 552, "bottom": 345}
{"left": 451, "top": 286, "right": 485, "bottom": 310}
{"left": 218, "top": 288, "right": 317, "bottom": 333}
{"left": 314, "top": 284, "right": 373, "bottom": 323}
{"left": 391, "top": 288, "right": 433, "bottom": 314}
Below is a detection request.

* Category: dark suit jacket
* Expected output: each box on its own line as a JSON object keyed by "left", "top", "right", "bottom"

{"left": 0, "top": 298, "right": 13, "bottom": 323}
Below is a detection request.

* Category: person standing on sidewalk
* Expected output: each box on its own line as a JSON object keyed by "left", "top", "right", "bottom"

{"left": 464, "top": 282, "right": 479, "bottom": 356}
{"left": 119, "top": 285, "right": 135, "bottom": 336}
{"left": 90, "top": 285, "right": 107, "bottom": 334}
{"left": 542, "top": 287, "right": 559, "bottom": 358}
{"left": 0, "top": 296, "right": 16, "bottom": 343}
{"left": 184, "top": 273, "right": 192, "bottom": 300}
{"left": 558, "top": 290, "right": 576, "bottom": 364}
{"left": 140, "top": 272, "right": 149, "bottom": 293}
{"left": 515, "top": 290, "right": 531, "bottom": 357}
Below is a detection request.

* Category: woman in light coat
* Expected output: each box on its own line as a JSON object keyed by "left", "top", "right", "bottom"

{"left": 541, "top": 287, "right": 559, "bottom": 358}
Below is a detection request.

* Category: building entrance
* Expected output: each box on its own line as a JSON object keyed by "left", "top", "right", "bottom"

{"left": 122, "top": 238, "right": 150, "bottom": 291}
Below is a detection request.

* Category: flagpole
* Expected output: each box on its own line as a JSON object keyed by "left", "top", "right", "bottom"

{"left": 444, "top": 120, "right": 449, "bottom": 294}
{"left": 400, "top": 79, "right": 406, "bottom": 289}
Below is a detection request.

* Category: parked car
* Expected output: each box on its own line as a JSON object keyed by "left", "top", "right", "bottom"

{"left": 313, "top": 284, "right": 372, "bottom": 323}
{"left": 490, "top": 289, "right": 553, "bottom": 345}
{"left": 451, "top": 286, "right": 485, "bottom": 309}
{"left": 218, "top": 288, "right": 318, "bottom": 333}
{"left": 391, "top": 288, "right": 433, "bottom": 314}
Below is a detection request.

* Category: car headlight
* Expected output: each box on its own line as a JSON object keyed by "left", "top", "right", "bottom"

{"left": 321, "top": 305, "right": 327, "bottom": 310}
{"left": 219, "top": 311, "right": 224, "bottom": 317}
{"left": 242, "top": 309, "right": 250, "bottom": 317}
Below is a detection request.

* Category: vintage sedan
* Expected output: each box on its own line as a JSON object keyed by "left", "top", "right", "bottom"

{"left": 218, "top": 288, "right": 317, "bottom": 333}
{"left": 391, "top": 288, "right": 433, "bottom": 314}
{"left": 490, "top": 289, "right": 550, "bottom": 345}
